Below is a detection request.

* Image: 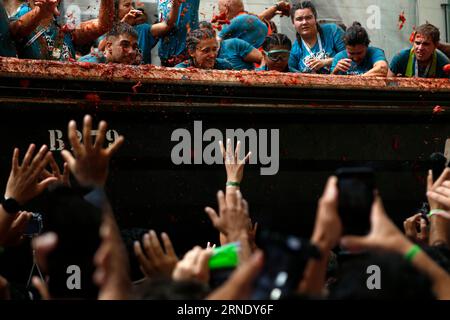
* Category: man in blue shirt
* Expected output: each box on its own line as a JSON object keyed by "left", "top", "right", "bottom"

{"left": 218, "top": 38, "right": 262, "bottom": 70}
{"left": 158, "top": 0, "right": 199, "bottom": 67}
{"left": 389, "top": 23, "right": 450, "bottom": 78}
{"left": 79, "top": 22, "right": 138, "bottom": 64}
{"left": 114, "top": 0, "right": 181, "bottom": 65}
{"left": 331, "top": 22, "right": 388, "bottom": 76}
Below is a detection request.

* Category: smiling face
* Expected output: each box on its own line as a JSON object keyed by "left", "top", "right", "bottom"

{"left": 189, "top": 38, "right": 219, "bottom": 69}
{"left": 293, "top": 8, "right": 317, "bottom": 38}
{"left": 413, "top": 33, "right": 437, "bottom": 63}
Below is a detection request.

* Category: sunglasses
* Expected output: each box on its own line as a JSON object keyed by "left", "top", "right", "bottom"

{"left": 265, "top": 49, "right": 290, "bottom": 62}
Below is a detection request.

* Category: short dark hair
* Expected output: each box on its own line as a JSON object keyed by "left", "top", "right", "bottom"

{"left": 262, "top": 33, "right": 292, "bottom": 51}
{"left": 106, "top": 22, "right": 138, "bottom": 40}
{"left": 186, "top": 28, "right": 216, "bottom": 53}
{"left": 290, "top": 1, "right": 318, "bottom": 22}
{"left": 343, "top": 22, "right": 370, "bottom": 47}
{"left": 415, "top": 23, "right": 440, "bottom": 44}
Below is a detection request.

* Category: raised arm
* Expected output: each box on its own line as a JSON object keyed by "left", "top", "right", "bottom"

{"left": 72, "top": 0, "right": 114, "bottom": 46}
{"left": 150, "top": 0, "right": 181, "bottom": 38}
{"left": 258, "top": 1, "right": 290, "bottom": 21}
{"left": 9, "top": 0, "right": 58, "bottom": 40}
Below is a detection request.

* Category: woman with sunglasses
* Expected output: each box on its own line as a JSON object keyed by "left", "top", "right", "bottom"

{"left": 175, "top": 28, "right": 233, "bottom": 70}
{"left": 288, "top": 0, "right": 345, "bottom": 74}
{"left": 257, "top": 33, "right": 298, "bottom": 72}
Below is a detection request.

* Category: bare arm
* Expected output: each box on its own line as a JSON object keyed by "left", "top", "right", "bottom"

{"left": 150, "top": 0, "right": 181, "bottom": 38}
{"left": 258, "top": 1, "right": 290, "bottom": 21}
{"left": 363, "top": 61, "right": 388, "bottom": 77}
{"left": 72, "top": 0, "right": 114, "bottom": 46}
{"left": 243, "top": 48, "right": 263, "bottom": 64}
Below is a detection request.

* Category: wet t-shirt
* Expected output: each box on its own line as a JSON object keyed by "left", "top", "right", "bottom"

{"left": 218, "top": 38, "right": 255, "bottom": 70}
{"left": 219, "top": 13, "right": 268, "bottom": 49}
{"left": 158, "top": 0, "right": 199, "bottom": 62}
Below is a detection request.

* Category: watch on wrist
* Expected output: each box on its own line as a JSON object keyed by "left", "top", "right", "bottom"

{"left": 1, "top": 198, "right": 21, "bottom": 215}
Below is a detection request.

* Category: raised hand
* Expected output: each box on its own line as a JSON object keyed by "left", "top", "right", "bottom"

{"left": 172, "top": 246, "right": 212, "bottom": 284}
{"left": 134, "top": 231, "right": 179, "bottom": 279}
{"left": 61, "top": 115, "right": 124, "bottom": 188}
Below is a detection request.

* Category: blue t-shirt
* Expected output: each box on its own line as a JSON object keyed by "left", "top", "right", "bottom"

{"left": 175, "top": 58, "right": 233, "bottom": 70}
{"left": 289, "top": 23, "right": 345, "bottom": 74}
{"left": 78, "top": 52, "right": 106, "bottom": 63}
{"left": 331, "top": 47, "right": 387, "bottom": 75}
{"left": 158, "top": 0, "right": 199, "bottom": 61}
{"left": 218, "top": 38, "right": 255, "bottom": 70}
{"left": 12, "top": 4, "right": 75, "bottom": 60}
{"left": 134, "top": 23, "right": 157, "bottom": 64}
{"left": 219, "top": 13, "right": 268, "bottom": 49}
{"left": 0, "top": 2, "right": 16, "bottom": 57}
{"left": 390, "top": 47, "right": 450, "bottom": 78}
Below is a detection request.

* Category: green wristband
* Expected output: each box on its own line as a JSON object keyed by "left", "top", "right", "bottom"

{"left": 226, "top": 181, "right": 240, "bottom": 187}
{"left": 404, "top": 244, "right": 421, "bottom": 262}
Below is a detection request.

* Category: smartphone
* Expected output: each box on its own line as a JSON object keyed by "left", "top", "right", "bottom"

{"left": 45, "top": 186, "right": 103, "bottom": 299}
{"left": 336, "top": 167, "right": 375, "bottom": 236}
{"left": 430, "top": 152, "right": 448, "bottom": 182}
{"left": 251, "top": 230, "right": 321, "bottom": 300}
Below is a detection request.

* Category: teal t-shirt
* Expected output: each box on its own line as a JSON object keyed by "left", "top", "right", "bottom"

{"left": 289, "top": 23, "right": 345, "bottom": 74}
{"left": 158, "top": 0, "right": 199, "bottom": 61}
{"left": 0, "top": 2, "right": 16, "bottom": 57}
{"left": 12, "top": 4, "right": 75, "bottom": 60}
{"left": 134, "top": 23, "right": 157, "bottom": 64}
{"left": 390, "top": 47, "right": 450, "bottom": 78}
{"left": 78, "top": 52, "right": 106, "bottom": 63}
{"left": 331, "top": 47, "right": 387, "bottom": 75}
{"left": 218, "top": 38, "right": 255, "bottom": 70}
{"left": 219, "top": 13, "right": 268, "bottom": 49}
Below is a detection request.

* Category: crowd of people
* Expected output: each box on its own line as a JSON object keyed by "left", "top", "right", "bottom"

{"left": 1, "top": 0, "right": 450, "bottom": 302}
{"left": 0, "top": 115, "right": 449, "bottom": 300}
{"left": 1, "top": 0, "right": 450, "bottom": 78}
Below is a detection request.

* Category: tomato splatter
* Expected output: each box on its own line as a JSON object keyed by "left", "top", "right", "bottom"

{"left": 398, "top": 11, "right": 406, "bottom": 30}
{"left": 433, "top": 105, "right": 445, "bottom": 114}
{"left": 132, "top": 81, "right": 142, "bottom": 93}
{"left": 85, "top": 93, "right": 101, "bottom": 104}
{"left": 443, "top": 64, "right": 450, "bottom": 75}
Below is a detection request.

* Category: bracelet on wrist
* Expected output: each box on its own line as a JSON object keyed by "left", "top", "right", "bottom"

{"left": 404, "top": 244, "right": 421, "bottom": 263}
{"left": 226, "top": 181, "right": 240, "bottom": 187}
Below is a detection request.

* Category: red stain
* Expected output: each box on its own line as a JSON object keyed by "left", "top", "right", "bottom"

{"left": 433, "top": 105, "right": 445, "bottom": 114}
{"left": 78, "top": 62, "right": 94, "bottom": 69}
{"left": 85, "top": 93, "right": 101, "bottom": 104}
{"left": 132, "top": 81, "right": 142, "bottom": 93}
{"left": 444, "top": 64, "right": 450, "bottom": 75}
{"left": 398, "top": 11, "right": 406, "bottom": 30}
{"left": 392, "top": 135, "right": 400, "bottom": 151}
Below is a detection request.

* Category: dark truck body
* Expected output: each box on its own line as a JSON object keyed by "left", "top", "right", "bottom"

{"left": 1, "top": 57, "right": 449, "bottom": 252}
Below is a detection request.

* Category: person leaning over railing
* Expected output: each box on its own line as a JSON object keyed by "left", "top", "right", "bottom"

{"left": 174, "top": 28, "right": 233, "bottom": 70}
{"left": 331, "top": 22, "right": 388, "bottom": 77}
{"left": 389, "top": 23, "right": 450, "bottom": 79}
{"left": 257, "top": 33, "right": 299, "bottom": 73}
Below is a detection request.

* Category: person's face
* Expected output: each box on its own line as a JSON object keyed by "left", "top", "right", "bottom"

{"left": 189, "top": 38, "right": 219, "bottom": 69}
{"left": 264, "top": 45, "right": 290, "bottom": 72}
{"left": 413, "top": 33, "right": 437, "bottom": 62}
{"left": 346, "top": 44, "right": 368, "bottom": 65}
{"left": 293, "top": 8, "right": 317, "bottom": 37}
{"left": 119, "top": 0, "right": 134, "bottom": 20}
{"left": 106, "top": 34, "right": 138, "bottom": 64}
